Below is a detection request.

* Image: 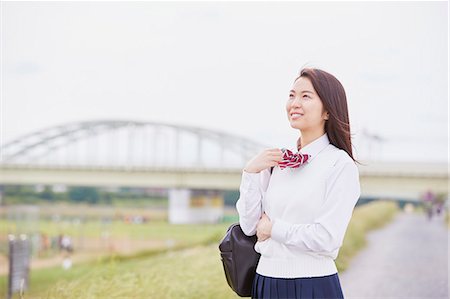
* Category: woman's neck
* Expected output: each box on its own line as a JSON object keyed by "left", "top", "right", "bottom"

{"left": 298, "top": 128, "right": 326, "bottom": 149}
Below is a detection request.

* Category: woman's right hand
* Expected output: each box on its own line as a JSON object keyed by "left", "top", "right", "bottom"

{"left": 243, "top": 148, "right": 283, "bottom": 173}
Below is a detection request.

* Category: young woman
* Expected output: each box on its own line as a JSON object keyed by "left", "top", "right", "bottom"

{"left": 236, "top": 68, "right": 361, "bottom": 299}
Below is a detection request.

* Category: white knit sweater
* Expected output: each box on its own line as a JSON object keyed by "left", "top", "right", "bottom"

{"left": 236, "top": 133, "right": 361, "bottom": 278}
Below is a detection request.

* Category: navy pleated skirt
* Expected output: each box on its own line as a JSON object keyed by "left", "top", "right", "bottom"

{"left": 252, "top": 272, "right": 344, "bottom": 299}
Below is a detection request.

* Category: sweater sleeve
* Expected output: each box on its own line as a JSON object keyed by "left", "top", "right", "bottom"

{"left": 271, "top": 161, "right": 361, "bottom": 253}
{"left": 236, "top": 168, "right": 271, "bottom": 236}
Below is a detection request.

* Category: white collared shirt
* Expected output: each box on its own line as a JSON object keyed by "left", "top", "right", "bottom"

{"left": 236, "top": 132, "right": 361, "bottom": 278}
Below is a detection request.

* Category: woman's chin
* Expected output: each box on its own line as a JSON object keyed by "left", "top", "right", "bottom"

{"left": 289, "top": 121, "right": 302, "bottom": 130}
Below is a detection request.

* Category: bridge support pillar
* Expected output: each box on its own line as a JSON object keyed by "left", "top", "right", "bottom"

{"left": 168, "top": 188, "right": 224, "bottom": 224}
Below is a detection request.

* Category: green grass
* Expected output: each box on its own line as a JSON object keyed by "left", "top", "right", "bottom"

{"left": 42, "top": 245, "right": 239, "bottom": 299}
{"left": 0, "top": 201, "right": 399, "bottom": 299}
{"left": 0, "top": 240, "right": 234, "bottom": 299}
{"left": 0, "top": 196, "right": 169, "bottom": 209}
{"left": 0, "top": 221, "right": 233, "bottom": 298}
{"left": 446, "top": 210, "right": 450, "bottom": 228}
{"left": 0, "top": 219, "right": 227, "bottom": 242}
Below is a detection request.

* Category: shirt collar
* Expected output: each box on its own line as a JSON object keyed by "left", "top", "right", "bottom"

{"left": 296, "top": 132, "right": 330, "bottom": 159}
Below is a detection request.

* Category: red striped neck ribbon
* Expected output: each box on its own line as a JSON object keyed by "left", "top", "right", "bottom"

{"left": 278, "top": 148, "right": 311, "bottom": 170}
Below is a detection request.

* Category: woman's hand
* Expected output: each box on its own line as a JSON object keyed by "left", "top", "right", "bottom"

{"left": 256, "top": 213, "right": 272, "bottom": 242}
{"left": 244, "top": 148, "right": 283, "bottom": 173}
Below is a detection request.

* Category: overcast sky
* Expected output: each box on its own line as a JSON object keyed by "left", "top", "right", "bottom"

{"left": 1, "top": 1, "right": 448, "bottom": 163}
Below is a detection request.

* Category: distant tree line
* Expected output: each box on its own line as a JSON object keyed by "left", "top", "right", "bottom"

{"left": 1, "top": 185, "right": 242, "bottom": 206}
{"left": 1, "top": 185, "right": 165, "bottom": 205}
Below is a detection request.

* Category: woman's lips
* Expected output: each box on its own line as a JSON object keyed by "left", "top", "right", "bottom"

{"left": 290, "top": 113, "right": 303, "bottom": 120}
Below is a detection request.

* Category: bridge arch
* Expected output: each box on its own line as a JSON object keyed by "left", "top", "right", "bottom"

{"left": 1, "top": 120, "right": 268, "bottom": 169}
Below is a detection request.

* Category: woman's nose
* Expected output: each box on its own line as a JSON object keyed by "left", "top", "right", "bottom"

{"left": 290, "top": 96, "right": 302, "bottom": 107}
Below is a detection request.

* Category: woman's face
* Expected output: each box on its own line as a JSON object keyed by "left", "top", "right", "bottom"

{"left": 286, "top": 76, "right": 329, "bottom": 131}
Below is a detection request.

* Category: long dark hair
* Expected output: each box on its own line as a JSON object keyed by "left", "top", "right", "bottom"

{"left": 295, "top": 68, "right": 359, "bottom": 164}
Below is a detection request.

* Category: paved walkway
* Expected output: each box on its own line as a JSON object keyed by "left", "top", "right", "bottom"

{"left": 339, "top": 211, "right": 449, "bottom": 299}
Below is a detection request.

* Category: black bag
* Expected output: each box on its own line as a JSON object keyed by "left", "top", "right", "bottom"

{"left": 219, "top": 223, "right": 261, "bottom": 297}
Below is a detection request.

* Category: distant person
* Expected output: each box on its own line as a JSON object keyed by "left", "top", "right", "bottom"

{"left": 236, "top": 68, "right": 361, "bottom": 299}
{"left": 421, "top": 190, "right": 436, "bottom": 221}
{"left": 41, "top": 233, "right": 49, "bottom": 251}
{"left": 60, "top": 235, "right": 73, "bottom": 253}
{"left": 59, "top": 234, "right": 74, "bottom": 270}
{"left": 426, "top": 203, "right": 434, "bottom": 220}
{"left": 58, "top": 234, "right": 63, "bottom": 251}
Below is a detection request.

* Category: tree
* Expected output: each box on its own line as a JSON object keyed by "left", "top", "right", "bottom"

{"left": 40, "top": 186, "right": 54, "bottom": 201}
{"left": 68, "top": 186, "right": 99, "bottom": 204}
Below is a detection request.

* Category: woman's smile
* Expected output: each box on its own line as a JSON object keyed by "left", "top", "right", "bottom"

{"left": 290, "top": 112, "right": 304, "bottom": 120}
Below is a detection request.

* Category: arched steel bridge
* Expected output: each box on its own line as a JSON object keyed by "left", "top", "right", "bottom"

{"left": 1, "top": 119, "right": 267, "bottom": 169}
{"left": 0, "top": 120, "right": 447, "bottom": 201}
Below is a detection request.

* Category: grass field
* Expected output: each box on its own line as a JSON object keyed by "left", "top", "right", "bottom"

{"left": 0, "top": 219, "right": 229, "bottom": 243}
{"left": 445, "top": 209, "right": 450, "bottom": 228}
{"left": 0, "top": 201, "right": 400, "bottom": 299}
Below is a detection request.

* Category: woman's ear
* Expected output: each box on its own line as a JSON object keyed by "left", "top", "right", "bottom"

{"left": 324, "top": 112, "right": 330, "bottom": 120}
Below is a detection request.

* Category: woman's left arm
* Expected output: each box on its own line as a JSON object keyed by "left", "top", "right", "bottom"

{"left": 269, "top": 161, "right": 361, "bottom": 253}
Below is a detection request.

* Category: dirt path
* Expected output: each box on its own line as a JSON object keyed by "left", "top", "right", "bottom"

{"left": 339, "top": 211, "right": 449, "bottom": 299}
